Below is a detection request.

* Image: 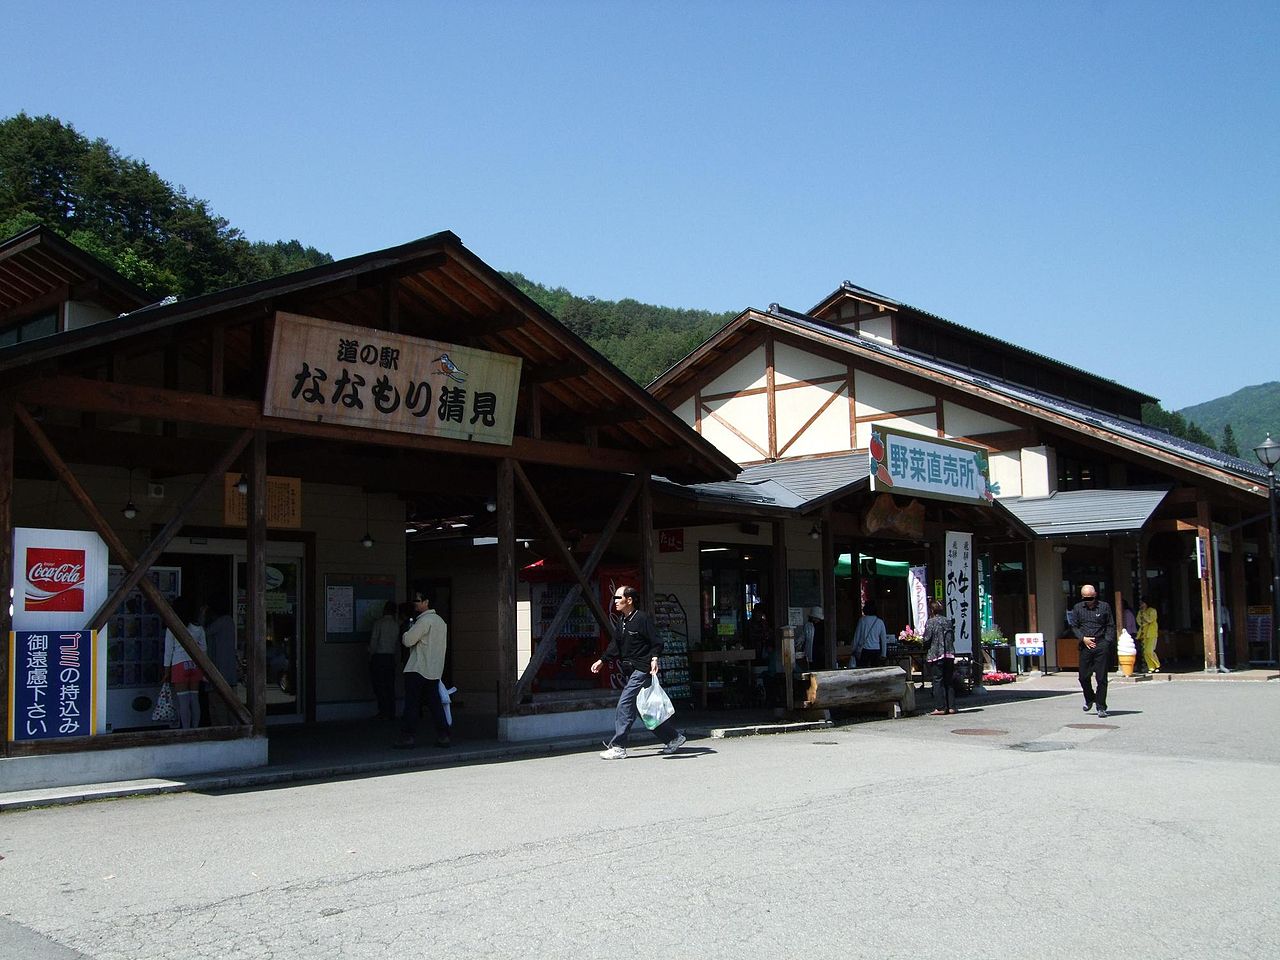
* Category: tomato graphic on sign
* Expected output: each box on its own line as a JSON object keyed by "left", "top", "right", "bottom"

{"left": 869, "top": 428, "right": 893, "bottom": 487}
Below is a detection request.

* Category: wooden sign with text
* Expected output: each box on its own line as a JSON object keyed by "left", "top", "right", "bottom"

{"left": 263, "top": 313, "right": 523, "bottom": 446}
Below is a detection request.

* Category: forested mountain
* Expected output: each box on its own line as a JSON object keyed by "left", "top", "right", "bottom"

{"left": 0, "top": 113, "right": 331, "bottom": 299}
{"left": 0, "top": 112, "right": 729, "bottom": 385}
{"left": 502, "top": 272, "right": 735, "bottom": 386}
{"left": 1178, "top": 383, "right": 1280, "bottom": 458}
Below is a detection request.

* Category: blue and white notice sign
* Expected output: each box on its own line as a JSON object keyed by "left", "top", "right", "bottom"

{"left": 1015, "top": 633, "right": 1045, "bottom": 656}
{"left": 8, "top": 630, "right": 98, "bottom": 741}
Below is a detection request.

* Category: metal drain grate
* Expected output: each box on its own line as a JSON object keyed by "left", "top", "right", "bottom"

{"left": 811, "top": 741, "right": 839, "bottom": 745}
{"left": 951, "top": 728, "right": 1008, "bottom": 736}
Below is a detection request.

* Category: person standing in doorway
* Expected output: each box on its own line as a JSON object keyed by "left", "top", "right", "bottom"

{"left": 923, "top": 599, "right": 958, "bottom": 715}
{"left": 1137, "top": 597, "right": 1160, "bottom": 674}
{"left": 804, "top": 606, "right": 826, "bottom": 669}
{"left": 163, "top": 595, "right": 207, "bottom": 729}
{"left": 393, "top": 590, "right": 450, "bottom": 748}
{"left": 1069, "top": 584, "right": 1115, "bottom": 718}
{"left": 592, "top": 585, "right": 685, "bottom": 759}
{"left": 368, "top": 600, "right": 400, "bottom": 720}
{"left": 204, "top": 595, "right": 239, "bottom": 727}
{"left": 852, "top": 601, "right": 889, "bottom": 668}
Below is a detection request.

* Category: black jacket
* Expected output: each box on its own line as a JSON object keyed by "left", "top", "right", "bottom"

{"left": 604, "top": 611, "right": 664, "bottom": 674}
{"left": 1068, "top": 600, "right": 1115, "bottom": 646}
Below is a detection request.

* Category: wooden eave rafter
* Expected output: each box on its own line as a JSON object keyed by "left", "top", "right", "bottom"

{"left": 2, "top": 232, "right": 738, "bottom": 482}
{"left": 714, "top": 311, "right": 1266, "bottom": 500}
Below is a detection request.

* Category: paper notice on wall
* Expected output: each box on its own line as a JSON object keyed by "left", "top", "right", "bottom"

{"left": 326, "top": 585, "right": 354, "bottom": 634}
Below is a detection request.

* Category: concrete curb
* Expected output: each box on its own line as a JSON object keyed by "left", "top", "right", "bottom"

{"left": 0, "top": 719, "right": 842, "bottom": 812}
{"left": 711, "top": 721, "right": 833, "bottom": 738}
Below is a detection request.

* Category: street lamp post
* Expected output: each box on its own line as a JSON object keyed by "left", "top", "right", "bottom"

{"left": 1254, "top": 433, "right": 1280, "bottom": 666}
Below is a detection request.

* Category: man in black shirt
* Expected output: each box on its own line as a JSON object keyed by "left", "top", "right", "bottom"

{"left": 1068, "top": 584, "right": 1116, "bottom": 718}
{"left": 591, "top": 584, "right": 685, "bottom": 759}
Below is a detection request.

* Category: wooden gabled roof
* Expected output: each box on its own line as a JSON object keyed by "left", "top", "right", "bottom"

{"left": 0, "top": 230, "right": 738, "bottom": 484}
{"left": 0, "top": 225, "right": 152, "bottom": 322}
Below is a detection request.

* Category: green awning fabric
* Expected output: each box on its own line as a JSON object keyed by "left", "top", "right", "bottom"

{"left": 835, "top": 553, "right": 911, "bottom": 579}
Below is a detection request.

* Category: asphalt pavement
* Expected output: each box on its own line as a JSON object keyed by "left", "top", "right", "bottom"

{"left": 1, "top": 675, "right": 1277, "bottom": 959}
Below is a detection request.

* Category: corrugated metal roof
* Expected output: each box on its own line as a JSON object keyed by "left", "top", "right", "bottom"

{"left": 658, "top": 451, "right": 870, "bottom": 511}
{"left": 1000, "top": 488, "right": 1171, "bottom": 536}
{"left": 765, "top": 307, "right": 1269, "bottom": 484}
{"left": 739, "top": 451, "right": 871, "bottom": 504}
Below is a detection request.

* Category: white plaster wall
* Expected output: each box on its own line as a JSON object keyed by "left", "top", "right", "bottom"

{"left": 854, "top": 370, "right": 935, "bottom": 419}
{"left": 860, "top": 317, "right": 894, "bottom": 344}
{"left": 673, "top": 397, "right": 696, "bottom": 429}
{"left": 704, "top": 345, "right": 766, "bottom": 396}
{"left": 777, "top": 383, "right": 852, "bottom": 457}
{"left": 855, "top": 412, "right": 938, "bottom": 449}
{"left": 702, "top": 392, "right": 769, "bottom": 462}
{"left": 1021, "top": 446, "right": 1058, "bottom": 499}
{"left": 942, "top": 401, "right": 1015, "bottom": 439}
{"left": 773, "top": 342, "right": 844, "bottom": 386}
{"left": 989, "top": 450, "right": 1023, "bottom": 498}
{"left": 64, "top": 300, "right": 115, "bottom": 331}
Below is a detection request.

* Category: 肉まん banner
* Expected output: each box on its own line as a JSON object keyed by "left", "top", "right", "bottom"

{"left": 868, "top": 425, "right": 997, "bottom": 503}
{"left": 11, "top": 527, "right": 110, "bottom": 737}
{"left": 944, "top": 531, "right": 974, "bottom": 655}
{"left": 263, "top": 313, "right": 523, "bottom": 445}
{"left": 9, "top": 630, "right": 98, "bottom": 741}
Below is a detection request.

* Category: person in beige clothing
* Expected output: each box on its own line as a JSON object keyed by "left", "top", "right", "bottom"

{"left": 392, "top": 590, "right": 450, "bottom": 748}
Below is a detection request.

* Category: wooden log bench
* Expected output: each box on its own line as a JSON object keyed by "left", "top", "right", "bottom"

{"left": 801, "top": 666, "right": 913, "bottom": 718}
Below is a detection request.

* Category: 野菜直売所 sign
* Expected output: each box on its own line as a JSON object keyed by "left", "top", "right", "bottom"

{"left": 868, "top": 425, "right": 998, "bottom": 504}
{"left": 263, "top": 313, "right": 523, "bottom": 445}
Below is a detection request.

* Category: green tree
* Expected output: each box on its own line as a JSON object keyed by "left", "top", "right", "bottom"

{"left": 1141, "top": 402, "right": 1219, "bottom": 452}
{"left": 0, "top": 112, "right": 331, "bottom": 300}
{"left": 1221, "top": 423, "right": 1240, "bottom": 457}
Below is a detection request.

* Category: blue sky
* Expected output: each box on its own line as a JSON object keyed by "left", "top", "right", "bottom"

{"left": 4, "top": 1, "right": 1277, "bottom": 411}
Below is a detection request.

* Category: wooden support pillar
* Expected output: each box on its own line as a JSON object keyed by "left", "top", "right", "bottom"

{"left": 1110, "top": 538, "right": 1126, "bottom": 631}
{"left": 1230, "top": 520, "right": 1248, "bottom": 664}
{"left": 1196, "top": 497, "right": 1218, "bottom": 669}
{"left": 0, "top": 393, "right": 13, "bottom": 757}
{"left": 1024, "top": 541, "right": 1039, "bottom": 634}
{"left": 246, "top": 430, "right": 268, "bottom": 735}
{"left": 495, "top": 459, "right": 517, "bottom": 716}
{"left": 821, "top": 506, "right": 837, "bottom": 668}
{"left": 638, "top": 473, "right": 655, "bottom": 621}
{"left": 771, "top": 519, "right": 788, "bottom": 650}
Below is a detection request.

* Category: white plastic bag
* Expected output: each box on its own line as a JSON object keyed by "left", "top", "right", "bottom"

{"left": 438, "top": 680, "right": 457, "bottom": 727}
{"left": 636, "top": 674, "right": 675, "bottom": 730}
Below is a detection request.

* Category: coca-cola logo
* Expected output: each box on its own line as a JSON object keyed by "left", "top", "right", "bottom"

{"left": 24, "top": 547, "right": 87, "bottom": 612}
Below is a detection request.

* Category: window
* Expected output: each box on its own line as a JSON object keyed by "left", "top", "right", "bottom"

{"left": 0, "top": 310, "right": 58, "bottom": 347}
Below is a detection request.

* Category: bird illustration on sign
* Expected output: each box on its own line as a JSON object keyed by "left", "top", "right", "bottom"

{"left": 434, "top": 353, "right": 468, "bottom": 383}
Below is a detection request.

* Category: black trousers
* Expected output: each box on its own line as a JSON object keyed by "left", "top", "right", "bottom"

{"left": 401, "top": 671, "right": 449, "bottom": 742}
{"left": 369, "top": 653, "right": 397, "bottom": 718}
{"left": 1078, "top": 642, "right": 1110, "bottom": 711}
{"left": 931, "top": 659, "right": 956, "bottom": 711}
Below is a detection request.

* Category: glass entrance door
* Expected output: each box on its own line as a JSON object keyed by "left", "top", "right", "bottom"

{"left": 236, "top": 554, "right": 304, "bottom": 719}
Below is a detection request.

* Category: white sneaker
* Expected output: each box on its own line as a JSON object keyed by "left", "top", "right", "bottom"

{"left": 662, "top": 732, "right": 687, "bottom": 755}
{"left": 599, "top": 745, "right": 627, "bottom": 760}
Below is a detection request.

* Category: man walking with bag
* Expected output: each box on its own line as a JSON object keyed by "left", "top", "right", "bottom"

{"left": 393, "top": 589, "right": 451, "bottom": 749}
{"left": 591, "top": 584, "right": 685, "bottom": 759}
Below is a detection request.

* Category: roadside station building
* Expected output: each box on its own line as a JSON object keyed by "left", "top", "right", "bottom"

{"left": 1, "top": 226, "right": 1274, "bottom": 790}
{"left": 0, "top": 226, "right": 736, "bottom": 788}
{"left": 647, "top": 283, "right": 1275, "bottom": 680}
